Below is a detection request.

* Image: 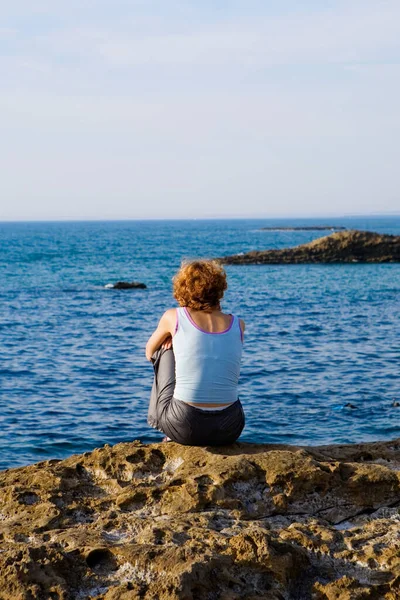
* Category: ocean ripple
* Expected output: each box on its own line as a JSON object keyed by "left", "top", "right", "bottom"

{"left": 0, "top": 217, "right": 399, "bottom": 469}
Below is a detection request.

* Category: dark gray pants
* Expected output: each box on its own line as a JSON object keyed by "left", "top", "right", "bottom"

{"left": 148, "top": 348, "right": 245, "bottom": 446}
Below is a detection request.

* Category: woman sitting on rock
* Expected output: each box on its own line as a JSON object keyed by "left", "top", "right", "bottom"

{"left": 146, "top": 259, "right": 245, "bottom": 445}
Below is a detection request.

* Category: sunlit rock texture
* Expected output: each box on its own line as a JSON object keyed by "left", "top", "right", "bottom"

{"left": 0, "top": 439, "right": 399, "bottom": 599}
{"left": 220, "top": 230, "right": 400, "bottom": 264}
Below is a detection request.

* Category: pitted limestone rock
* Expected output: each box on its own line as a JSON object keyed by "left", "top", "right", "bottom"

{"left": 0, "top": 439, "right": 399, "bottom": 599}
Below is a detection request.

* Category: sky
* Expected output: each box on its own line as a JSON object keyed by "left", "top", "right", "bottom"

{"left": 1, "top": 0, "right": 400, "bottom": 220}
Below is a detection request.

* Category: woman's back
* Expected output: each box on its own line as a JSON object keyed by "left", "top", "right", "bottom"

{"left": 173, "top": 307, "right": 243, "bottom": 405}
{"left": 146, "top": 259, "right": 245, "bottom": 445}
{"left": 181, "top": 308, "right": 234, "bottom": 333}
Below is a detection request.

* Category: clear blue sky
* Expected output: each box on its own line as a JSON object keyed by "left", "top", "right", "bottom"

{"left": 1, "top": 0, "right": 399, "bottom": 220}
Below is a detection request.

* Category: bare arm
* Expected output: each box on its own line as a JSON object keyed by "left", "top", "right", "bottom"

{"left": 145, "top": 309, "right": 176, "bottom": 361}
{"left": 239, "top": 318, "right": 245, "bottom": 341}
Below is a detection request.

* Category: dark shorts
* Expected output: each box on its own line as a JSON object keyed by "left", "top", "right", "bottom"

{"left": 147, "top": 348, "right": 245, "bottom": 446}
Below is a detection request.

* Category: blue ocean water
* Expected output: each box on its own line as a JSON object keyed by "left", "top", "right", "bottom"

{"left": 0, "top": 217, "right": 399, "bottom": 470}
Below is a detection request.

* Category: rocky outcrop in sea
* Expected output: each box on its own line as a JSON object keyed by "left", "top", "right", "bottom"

{"left": 1, "top": 439, "right": 399, "bottom": 599}
{"left": 220, "top": 230, "right": 400, "bottom": 264}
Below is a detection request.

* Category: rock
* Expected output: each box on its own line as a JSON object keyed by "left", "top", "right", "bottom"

{"left": 260, "top": 226, "right": 347, "bottom": 231}
{"left": 0, "top": 438, "right": 399, "bottom": 599}
{"left": 220, "top": 230, "right": 400, "bottom": 264}
{"left": 105, "top": 281, "right": 147, "bottom": 290}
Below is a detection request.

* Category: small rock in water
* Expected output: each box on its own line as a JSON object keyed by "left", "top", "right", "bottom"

{"left": 105, "top": 281, "right": 147, "bottom": 290}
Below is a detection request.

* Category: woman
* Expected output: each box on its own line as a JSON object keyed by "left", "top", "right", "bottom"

{"left": 145, "top": 259, "right": 245, "bottom": 445}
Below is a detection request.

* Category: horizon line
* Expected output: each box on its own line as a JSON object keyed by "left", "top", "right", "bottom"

{"left": 1, "top": 213, "right": 400, "bottom": 224}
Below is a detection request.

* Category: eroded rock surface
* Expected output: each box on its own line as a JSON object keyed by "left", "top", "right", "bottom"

{"left": 0, "top": 439, "right": 399, "bottom": 599}
{"left": 220, "top": 230, "right": 400, "bottom": 264}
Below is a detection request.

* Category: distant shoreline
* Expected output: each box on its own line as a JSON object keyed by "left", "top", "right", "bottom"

{"left": 260, "top": 226, "right": 347, "bottom": 231}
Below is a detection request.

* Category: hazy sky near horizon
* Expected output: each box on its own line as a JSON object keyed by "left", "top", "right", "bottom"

{"left": 1, "top": 0, "right": 400, "bottom": 220}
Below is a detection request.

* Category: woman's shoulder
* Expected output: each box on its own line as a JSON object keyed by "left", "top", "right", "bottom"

{"left": 163, "top": 307, "right": 179, "bottom": 318}
{"left": 164, "top": 307, "right": 178, "bottom": 315}
{"left": 224, "top": 311, "right": 245, "bottom": 330}
{"left": 223, "top": 312, "right": 245, "bottom": 335}
{"left": 159, "top": 308, "right": 178, "bottom": 326}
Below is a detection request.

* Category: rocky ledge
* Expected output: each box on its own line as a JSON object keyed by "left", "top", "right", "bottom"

{"left": 1, "top": 439, "right": 400, "bottom": 599}
{"left": 220, "top": 230, "right": 400, "bottom": 264}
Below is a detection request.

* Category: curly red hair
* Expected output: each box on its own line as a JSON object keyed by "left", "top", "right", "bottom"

{"left": 173, "top": 260, "right": 227, "bottom": 312}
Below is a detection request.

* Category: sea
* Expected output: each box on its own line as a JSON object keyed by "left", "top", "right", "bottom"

{"left": 0, "top": 216, "right": 399, "bottom": 470}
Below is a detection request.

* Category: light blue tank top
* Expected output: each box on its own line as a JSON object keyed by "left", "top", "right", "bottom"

{"left": 172, "top": 307, "right": 243, "bottom": 405}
